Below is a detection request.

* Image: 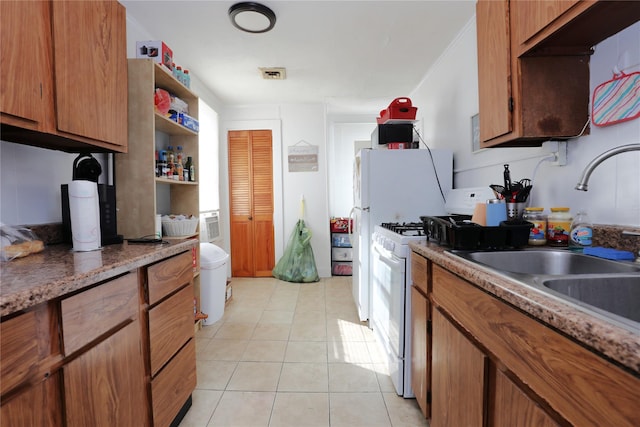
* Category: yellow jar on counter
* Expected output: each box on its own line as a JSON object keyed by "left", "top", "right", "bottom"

{"left": 547, "top": 207, "right": 572, "bottom": 247}
{"left": 523, "top": 207, "right": 546, "bottom": 245}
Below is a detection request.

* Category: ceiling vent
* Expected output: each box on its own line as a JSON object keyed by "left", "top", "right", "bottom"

{"left": 260, "top": 67, "right": 286, "bottom": 80}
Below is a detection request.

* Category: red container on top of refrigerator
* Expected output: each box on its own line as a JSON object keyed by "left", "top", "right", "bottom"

{"left": 376, "top": 97, "right": 418, "bottom": 124}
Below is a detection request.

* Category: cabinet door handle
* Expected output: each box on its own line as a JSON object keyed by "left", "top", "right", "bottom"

{"left": 248, "top": 216, "right": 253, "bottom": 220}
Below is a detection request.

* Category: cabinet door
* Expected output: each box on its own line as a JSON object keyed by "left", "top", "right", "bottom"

{"left": 51, "top": 0, "right": 127, "bottom": 149}
{"left": 431, "top": 307, "right": 487, "bottom": 427}
{"left": 511, "top": 0, "right": 580, "bottom": 47}
{"left": 410, "top": 286, "right": 429, "bottom": 419}
{"left": 0, "top": 372, "right": 63, "bottom": 427}
{"left": 64, "top": 321, "right": 148, "bottom": 427}
{"left": 489, "top": 367, "right": 559, "bottom": 427}
{"left": 0, "top": 0, "right": 53, "bottom": 131}
{"left": 476, "top": 0, "right": 512, "bottom": 144}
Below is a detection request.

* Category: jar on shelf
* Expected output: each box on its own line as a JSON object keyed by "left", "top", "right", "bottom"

{"left": 523, "top": 207, "right": 547, "bottom": 246}
{"left": 547, "top": 207, "right": 572, "bottom": 247}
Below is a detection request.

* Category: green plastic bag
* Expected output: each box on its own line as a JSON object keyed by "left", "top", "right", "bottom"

{"left": 272, "top": 219, "right": 319, "bottom": 283}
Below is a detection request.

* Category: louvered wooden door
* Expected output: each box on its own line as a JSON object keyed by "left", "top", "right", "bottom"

{"left": 228, "top": 130, "right": 275, "bottom": 277}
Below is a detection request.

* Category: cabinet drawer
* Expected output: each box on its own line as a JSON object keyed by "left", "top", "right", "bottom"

{"left": 61, "top": 272, "right": 138, "bottom": 355}
{"left": 147, "top": 251, "right": 193, "bottom": 305}
{"left": 148, "top": 284, "right": 194, "bottom": 376}
{"left": 331, "top": 247, "right": 352, "bottom": 261}
{"left": 331, "top": 261, "right": 352, "bottom": 276}
{"left": 151, "top": 338, "right": 196, "bottom": 427}
{"left": 331, "top": 233, "right": 352, "bottom": 248}
{"left": 1, "top": 304, "right": 57, "bottom": 396}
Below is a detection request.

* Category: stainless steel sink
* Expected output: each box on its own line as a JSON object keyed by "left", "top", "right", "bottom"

{"left": 449, "top": 248, "right": 640, "bottom": 329}
{"left": 543, "top": 276, "right": 640, "bottom": 323}
{"left": 453, "top": 249, "right": 640, "bottom": 275}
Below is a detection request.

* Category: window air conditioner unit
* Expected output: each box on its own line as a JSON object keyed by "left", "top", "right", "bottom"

{"left": 200, "top": 210, "right": 221, "bottom": 243}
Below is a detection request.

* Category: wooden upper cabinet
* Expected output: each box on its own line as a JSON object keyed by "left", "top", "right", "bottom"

{"left": 0, "top": 0, "right": 127, "bottom": 153}
{"left": 476, "top": 0, "right": 590, "bottom": 147}
{"left": 511, "top": 0, "right": 580, "bottom": 47}
{"left": 0, "top": 1, "right": 53, "bottom": 132}
{"left": 476, "top": 0, "right": 512, "bottom": 144}
{"left": 52, "top": 0, "right": 127, "bottom": 150}
{"left": 476, "top": 0, "right": 640, "bottom": 147}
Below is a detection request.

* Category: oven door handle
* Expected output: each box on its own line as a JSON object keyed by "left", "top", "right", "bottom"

{"left": 373, "top": 244, "right": 404, "bottom": 271}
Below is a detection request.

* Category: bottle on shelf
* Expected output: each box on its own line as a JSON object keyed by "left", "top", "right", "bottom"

{"left": 183, "top": 69, "right": 191, "bottom": 88}
{"left": 176, "top": 146, "right": 184, "bottom": 181}
{"left": 569, "top": 210, "right": 593, "bottom": 251}
{"left": 166, "top": 145, "right": 175, "bottom": 179}
{"left": 186, "top": 156, "right": 195, "bottom": 182}
{"left": 184, "top": 156, "right": 192, "bottom": 182}
{"left": 176, "top": 66, "right": 184, "bottom": 84}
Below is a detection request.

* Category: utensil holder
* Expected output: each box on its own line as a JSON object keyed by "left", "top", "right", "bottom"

{"left": 506, "top": 202, "right": 526, "bottom": 220}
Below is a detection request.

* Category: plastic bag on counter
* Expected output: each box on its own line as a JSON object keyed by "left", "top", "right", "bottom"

{"left": 272, "top": 219, "right": 319, "bottom": 283}
{"left": 0, "top": 223, "right": 45, "bottom": 261}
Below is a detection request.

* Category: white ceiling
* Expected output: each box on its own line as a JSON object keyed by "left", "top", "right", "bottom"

{"left": 122, "top": 0, "right": 476, "bottom": 115}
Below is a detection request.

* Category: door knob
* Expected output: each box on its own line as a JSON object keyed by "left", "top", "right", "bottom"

{"left": 248, "top": 216, "right": 253, "bottom": 220}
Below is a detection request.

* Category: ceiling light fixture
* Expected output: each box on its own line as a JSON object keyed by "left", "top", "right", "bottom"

{"left": 228, "top": 2, "right": 276, "bottom": 34}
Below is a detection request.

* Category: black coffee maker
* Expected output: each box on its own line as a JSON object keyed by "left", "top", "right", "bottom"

{"left": 61, "top": 154, "right": 123, "bottom": 245}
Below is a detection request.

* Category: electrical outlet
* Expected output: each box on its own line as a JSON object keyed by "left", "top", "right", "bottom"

{"left": 542, "top": 140, "right": 567, "bottom": 166}
{"left": 552, "top": 141, "right": 567, "bottom": 166}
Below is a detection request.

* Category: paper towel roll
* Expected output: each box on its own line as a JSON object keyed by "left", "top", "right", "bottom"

{"left": 68, "top": 180, "right": 101, "bottom": 251}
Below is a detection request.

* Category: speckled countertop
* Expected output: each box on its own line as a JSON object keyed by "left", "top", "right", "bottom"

{"left": 0, "top": 240, "right": 196, "bottom": 317}
{"left": 410, "top": 241, "right": 640, "bottom": 375}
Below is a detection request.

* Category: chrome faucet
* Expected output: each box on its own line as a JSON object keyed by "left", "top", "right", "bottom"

{"left": 575, "top": 144, "right": 640, "bottom": 191}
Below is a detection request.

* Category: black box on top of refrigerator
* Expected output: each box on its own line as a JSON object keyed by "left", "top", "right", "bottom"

{"left": 371, "top": 123, "right": 414, "bottom": 146}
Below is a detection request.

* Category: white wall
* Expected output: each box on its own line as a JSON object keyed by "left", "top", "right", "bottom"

{"left": 410, "top": 19, "right": 640, "bottom": 227}
{"left": 0, "top": 142, "right": 78, "bottom": 225}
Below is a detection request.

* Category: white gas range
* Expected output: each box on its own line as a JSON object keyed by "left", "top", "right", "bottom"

{"left": 370, "top": 188, "right": 495, "bottom": 398}
{"left": 371, "top": 222, "right": 426, "bottom": 398}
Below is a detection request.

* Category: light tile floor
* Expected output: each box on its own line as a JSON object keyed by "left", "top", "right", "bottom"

{"left": 179, "top": 276, "right": 429, "bottom": 427}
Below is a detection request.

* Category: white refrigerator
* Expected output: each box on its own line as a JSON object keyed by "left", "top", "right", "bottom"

{"left": 349, "top": 148, "right": 452, "bottom": 322}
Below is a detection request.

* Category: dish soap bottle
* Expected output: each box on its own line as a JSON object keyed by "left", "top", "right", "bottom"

{"left": 569, "top": 211, "right": 593, "bottom": 251}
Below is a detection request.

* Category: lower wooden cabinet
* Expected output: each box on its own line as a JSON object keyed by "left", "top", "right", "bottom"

{"left": 144, "top": 251, "right": 196, "bottom": 427}
{"left": 430, "top": 263, "right": 640, "bottom": 427}
{"left": 431, "top": 307, "right": 487, "bottom": 427}
{"left": 151, "top": 339, "right": 197, "bottom": 427}
{"left": 0, "top": 371, "right": 63, "bottom": 427}
{"left": 64, "top": 321, "right": 147, "bottom": 426}
{"left": 0, "top": 249, "right": 197, "bottom": 427}
{"left": 410, "top": 286, "right": 429, "bottom": 418}
{"left": 489, "top": 367, "right": 559, "bottom": 427}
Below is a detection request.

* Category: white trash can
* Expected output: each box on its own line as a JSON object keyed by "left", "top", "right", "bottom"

{"left": 199, "top": 242, "right": 229, "bottom": 325}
